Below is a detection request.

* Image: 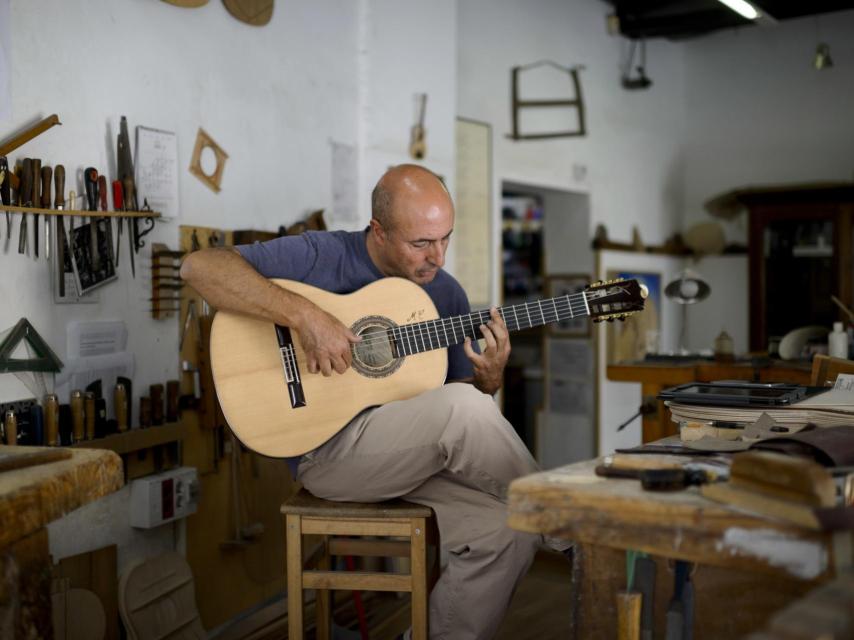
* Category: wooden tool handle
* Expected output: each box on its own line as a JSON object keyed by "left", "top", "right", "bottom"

{"left": 84, "top": 392, "right": 96, "bottom": 440}
{"left": 150, "top": 384, "right": 164, "bottom": 425}
{"left": 41, "top": 166, "right": 52, "bottom": 208}
{"left": 71, "top": 390, "right": 84, "bottom": 442}
{"left": 122, "top": 176, "right": 136, "bottom": 210}
{"left": 4, "top": 411, "right": 17, "bottom": 446}
{"left": 31, "top": 159, "right": 41, "bottom": 203}
{"left": 21, "top": 158, "right": 33, "bottom": 205}
{"left": 139, "top": 396, "right": 152, "bottom": 428}
{"left": 114, "top": 383, "right": 128, "bottom": 432}
{"left": 45, "top": 394, "right": 59, "bottom": 446}
{"left": 98, "top": 175, "right": 108, "bottom": 211}
{"left": 166, "top": 380, "right": 179, "bottom": 423}
{"left": 54, "top": 165, "right": 65, "bottom": 205}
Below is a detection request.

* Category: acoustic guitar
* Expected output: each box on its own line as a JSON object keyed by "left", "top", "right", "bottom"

{"left": 210, "top": 277, "right": 647, "bottom": 457}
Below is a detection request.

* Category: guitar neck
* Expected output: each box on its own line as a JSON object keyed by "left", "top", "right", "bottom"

{"left": 393, "top": 291, "right": 590, "bottom": 357}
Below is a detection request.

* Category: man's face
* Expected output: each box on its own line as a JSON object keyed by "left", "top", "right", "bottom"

{"left": 373, "top": 192, "right": 454, "bottom": 285}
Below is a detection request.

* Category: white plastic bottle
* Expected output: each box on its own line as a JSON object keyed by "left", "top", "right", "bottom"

{"left": 829, "top": 322, "right": 848, "bottom": 359}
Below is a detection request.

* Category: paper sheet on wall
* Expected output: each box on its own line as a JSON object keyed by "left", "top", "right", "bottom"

{"left": 455, "top": 120, "right": 491, "bottom": 307}
{"left": 0, "top": 0, "right": 10, "bottom": 121}
{"left": 135, "top": 126, "right": 179, "bottom": 219}
{"left": 66, "top": 320, "right": 128, "bottom": 359}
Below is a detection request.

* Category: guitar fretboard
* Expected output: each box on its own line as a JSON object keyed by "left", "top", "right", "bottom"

{"left": 391, "top": 291, "right": 589, "bottom": 357}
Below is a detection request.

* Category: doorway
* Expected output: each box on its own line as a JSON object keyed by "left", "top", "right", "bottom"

{"left": 500, "top": 181, "right": 594, "bottom": 466}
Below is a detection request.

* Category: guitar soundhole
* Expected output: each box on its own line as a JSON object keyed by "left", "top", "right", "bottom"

{"left": 351, "top": 316, "right": 403, "bottom": 379}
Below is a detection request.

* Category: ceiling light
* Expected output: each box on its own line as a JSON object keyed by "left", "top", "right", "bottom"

{"left": 715, "top": 0, "right": 759, "bottom": 20}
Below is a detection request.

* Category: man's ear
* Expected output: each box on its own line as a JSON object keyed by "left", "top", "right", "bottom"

{"left": 369, "top": 218, "right": 386, "bottom": 244}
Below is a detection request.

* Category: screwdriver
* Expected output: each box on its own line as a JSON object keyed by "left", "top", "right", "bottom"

{"left": 41, "top": 165, "right": 52, "bottom": 260}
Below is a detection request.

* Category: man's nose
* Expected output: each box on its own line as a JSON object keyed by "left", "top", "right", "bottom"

{"left": 428, "top": 242, "right": 445, "bottom": 267}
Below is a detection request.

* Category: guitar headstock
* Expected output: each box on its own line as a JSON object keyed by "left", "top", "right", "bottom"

{"left": 585, "top": 278, "right": 648, "bottom": 323}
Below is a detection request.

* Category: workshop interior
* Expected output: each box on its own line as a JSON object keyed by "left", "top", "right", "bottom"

{"left": 2, "top": 0, "right": 854, "bottom": 638}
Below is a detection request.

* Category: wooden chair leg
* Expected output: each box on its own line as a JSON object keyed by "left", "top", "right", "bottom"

{"left": 411, "top": 517, "right": 428, "bottom": 640}
{"left": 316, "top": 535, "right": 332, "bottom": 640}
{"left": 286, "top": 514, "right": 304, "bottom": 640}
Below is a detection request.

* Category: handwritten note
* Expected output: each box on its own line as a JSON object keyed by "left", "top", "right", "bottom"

{"left": 135, "top": 126, "right": 179, "bottom": 219}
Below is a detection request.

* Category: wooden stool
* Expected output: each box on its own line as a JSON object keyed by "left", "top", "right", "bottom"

{"left": 282, "top": 489, "right": 438, "bottom": 640}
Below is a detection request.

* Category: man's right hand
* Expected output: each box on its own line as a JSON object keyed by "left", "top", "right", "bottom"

{"left": 295, "top": 307, "right": 361, "bottom": 376}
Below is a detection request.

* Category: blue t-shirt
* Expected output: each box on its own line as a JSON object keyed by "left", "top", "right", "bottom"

{"left": 235, "top": 229, "right": 475, "bottom": 469}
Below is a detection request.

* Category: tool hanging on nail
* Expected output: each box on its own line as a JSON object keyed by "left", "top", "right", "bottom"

{"left": 98, "top": 174, "right": 114, "bottom": 273}
{"left": 84, "top": 167, "right": 100, "bottom": 272}
{"left": 0, "top": 156, "right": 10, "bottom": 240}
{"left": 54, "top": 166, "right": 66, "bottom": 297}
{"left": 112, "top": 179, "right": 123, "bottom": 267}
{"left": 19, "top": 158, "right": 32, "bottom": 255}
{"left": 31, "top": 158, "right": 41, "bottom": 258}
{"left": 41, "top": 165, "right": 52, "bottom": 260}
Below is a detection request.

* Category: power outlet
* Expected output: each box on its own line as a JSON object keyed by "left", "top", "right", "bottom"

{"left": 0, "top": 398, "right": 38, "bottom": 420}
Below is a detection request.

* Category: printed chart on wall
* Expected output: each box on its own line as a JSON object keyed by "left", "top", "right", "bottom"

{"left": 0, "top": 0, "right": 9, "bottom": 121}
{"left": 135, "top": 126, "right": 179, "bottom": 219}
{"left": 606, "top": 270, "right": 661, "bottom": 364}
{"left": 454, "top": 118, "right": 492, "bottom": 308}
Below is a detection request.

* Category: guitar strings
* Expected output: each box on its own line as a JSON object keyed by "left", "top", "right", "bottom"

{"left": 349, "top": 291, "right": 592, "bottom": 351}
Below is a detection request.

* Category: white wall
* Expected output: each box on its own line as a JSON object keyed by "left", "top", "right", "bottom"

{"left": 682, "top": 10, "right": 854, "bottom": 353}
{"left": 457, "top": 0, "right": 687, "bottom": 456}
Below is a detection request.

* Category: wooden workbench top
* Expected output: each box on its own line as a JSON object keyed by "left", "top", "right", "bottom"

{"left": 0, "top": 445, "right": 123, "bottom": 549}
{"left": 508, "top": 458, "right": 834, "bottom": 582}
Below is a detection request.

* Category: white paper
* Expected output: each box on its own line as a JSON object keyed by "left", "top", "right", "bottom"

{"left": 331, "top": 141, "right": 358, "bottom": 224}
{"left": 0, "top": 0, "right": 9, "bottom": 121}
{"left": 834, "top": 373, "right": 854, "bottom": 392}
{"left": 135, "top": 125, "right": 179, "bottom": 219}
{"left": 67, "top": 321, "right": 127, "bottom": 359}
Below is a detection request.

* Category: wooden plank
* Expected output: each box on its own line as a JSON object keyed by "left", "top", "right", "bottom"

{"left": 303, "top": 571, "right": 412, "bottom": 593}
{"left": 328, "top": 538, "right": 411, "bottom": 558}
{"left": 410, "top": 517, "right": 428, "bottom": 640}
{"left": 0, "top": 449, "right": 71, "bottom": 473}
{"left": 302, "top": 519, "right": 412, "bottom": 537}
{"left": 315, "top": 536, "right": 331, "bottom": 640}
{"left": 0, "top": 446, "right": 122, "bottom": 549}
{"left": 508, "top": 459, "right": 833, "bottom": 581}
{"left": 71, "top": 422, "right": 185, "bottom": 455}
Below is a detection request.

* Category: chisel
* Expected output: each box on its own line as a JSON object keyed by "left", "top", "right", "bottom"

{"left": 31, "top": 158, "right": 41, "bottom": 257}
{"left": 98, "top": 174, "right": 113, "bottom": 269}
{"left": 41, "top": 165, "right": 52, "bottom": 260}
{"left": 112, "top": 179, "right": 123, "bottom": 266}
{"left": 84, "top": 167, "right": 100, "bottom": 272}
{"left": 55, "top": 166, "right": 66, "bottom": 297}
{"left": 0, "top": 156, "right": 10, "bottom": 239}
{"left": 123, "top": 176, "right": 136, "bottom": 277}
{"left": 19, "top": 158, "right": 32, "bottom": 254}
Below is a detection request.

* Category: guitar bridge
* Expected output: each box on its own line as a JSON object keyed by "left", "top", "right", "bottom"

{"left": 275, "top": 325, "right": 306, "bottom": 409}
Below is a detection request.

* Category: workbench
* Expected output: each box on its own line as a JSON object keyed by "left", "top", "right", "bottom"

{"left": 508, "top": 458, "right": 838, "bottom": 638}
{"left": 0, "top": 445, "right": 124, "bottom": 639}
{"left": 607, "top": 359, "right": 813, "bottom": 442}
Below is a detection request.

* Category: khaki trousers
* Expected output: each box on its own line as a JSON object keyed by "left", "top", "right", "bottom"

{"left": 296, "top": 383, "right": 541, "bottom": 640}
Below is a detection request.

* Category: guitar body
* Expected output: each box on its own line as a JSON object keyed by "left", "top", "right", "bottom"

{"left": 210, "top": 277, "right": 447, "bottom": 458}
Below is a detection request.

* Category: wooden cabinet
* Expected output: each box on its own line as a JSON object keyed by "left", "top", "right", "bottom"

{"left": 738, "top": 185, "right": 854, "bottom": 352}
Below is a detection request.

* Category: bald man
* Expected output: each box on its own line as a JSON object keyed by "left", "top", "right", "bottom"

{"left": 182, "top": 165, "right": 543, "bottom": 640}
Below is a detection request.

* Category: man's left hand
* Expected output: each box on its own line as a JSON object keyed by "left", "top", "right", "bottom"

{"left": 463, "top": 307, "right": 511, "bottom": 395}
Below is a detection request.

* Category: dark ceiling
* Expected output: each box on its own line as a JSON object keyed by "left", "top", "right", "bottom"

{"left": 606, "top": 0, "right": 854, "bottom": 39}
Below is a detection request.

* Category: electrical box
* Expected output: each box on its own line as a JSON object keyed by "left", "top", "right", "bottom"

{"left": 130, "top": 467, "right": 199, "bottom": 529}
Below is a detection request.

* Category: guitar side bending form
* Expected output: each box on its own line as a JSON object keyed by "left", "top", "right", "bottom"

{"left": 181, "top": 164, "right": 645, "bottom": 640}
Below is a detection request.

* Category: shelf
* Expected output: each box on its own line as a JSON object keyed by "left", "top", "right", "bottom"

{"left": 0, "top": 204, "right": 160, "bottom": 219}
{"left": 72, "top": 421, "right": 185, "bottom": 455}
